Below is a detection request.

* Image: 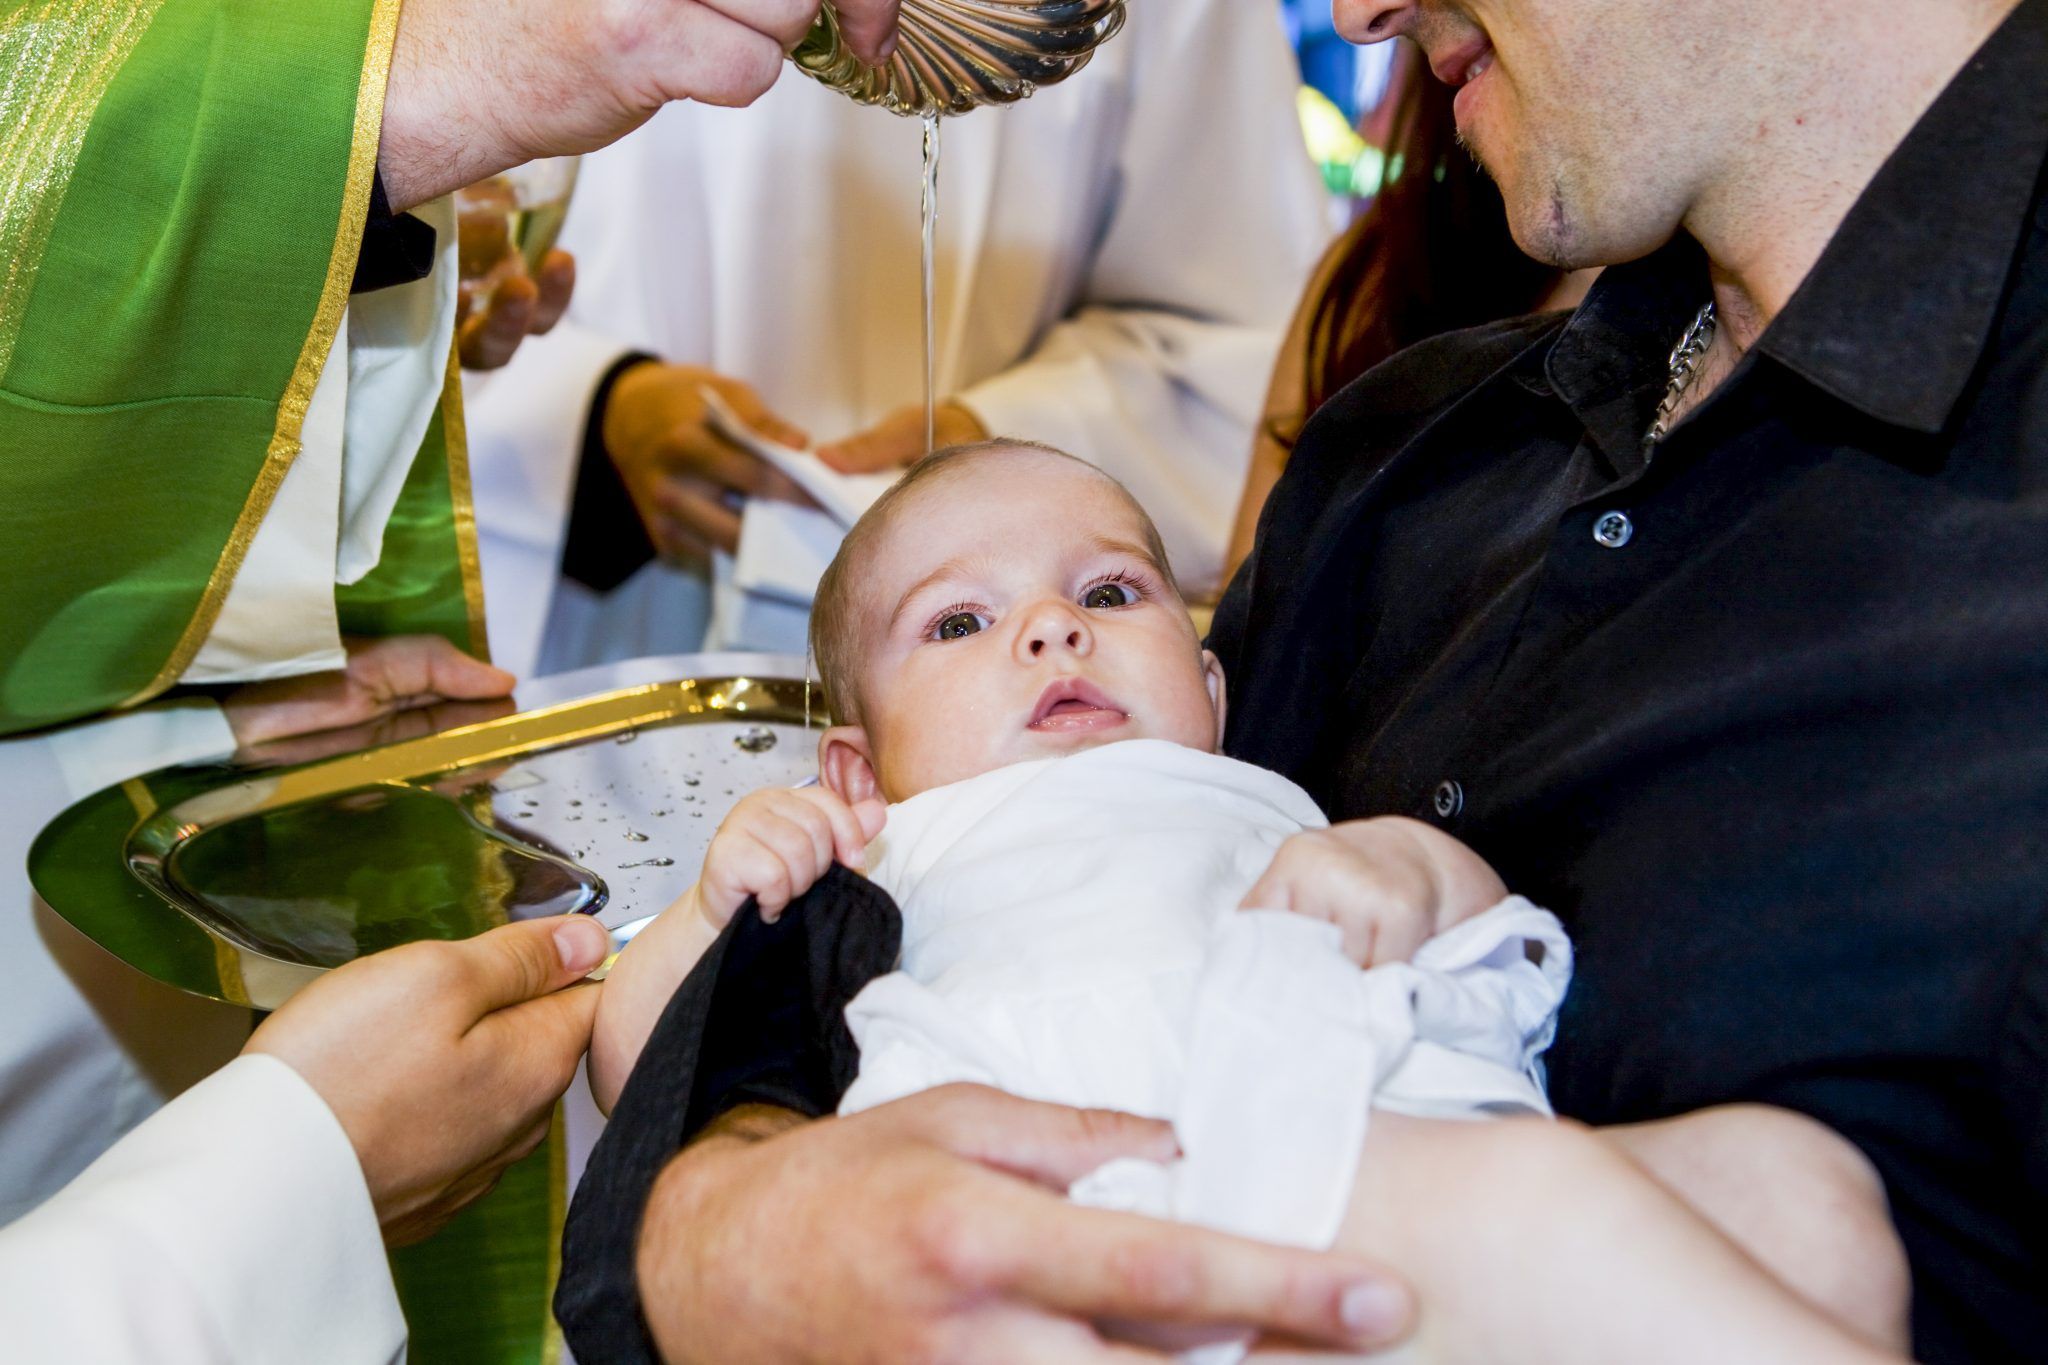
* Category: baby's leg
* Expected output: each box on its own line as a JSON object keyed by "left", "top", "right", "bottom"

{"left": 1248, "top": 1113, "right": 1901, "bottom": 1365}
{"left": 1601, "top": 1105, "right": 1909, "bottom": 1351}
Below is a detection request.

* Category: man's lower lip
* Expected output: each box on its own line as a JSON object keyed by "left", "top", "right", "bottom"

{"left": 1452, "top": 55, "right": 1495, "bottom": 121}
{"left": 1028, "top": 708, "right": 1128, "bottom": 732}
{"left": 1453, "top": 74, "right": 1483, "bottom": 124}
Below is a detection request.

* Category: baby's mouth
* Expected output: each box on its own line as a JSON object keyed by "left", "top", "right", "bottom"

{"left": 1028, "top": 678, "right": 1128, "bottom": 731}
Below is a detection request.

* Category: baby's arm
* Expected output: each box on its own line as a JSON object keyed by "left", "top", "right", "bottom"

{"left": 589, "top": 786, "right": 885, "bottom": 1113}
{"left": 1241, "top": 816, "right": 1509, "bottom": 967}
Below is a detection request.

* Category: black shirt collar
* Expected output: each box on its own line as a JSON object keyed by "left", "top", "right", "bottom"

{"left": 1546, "top": 0, "right": 2048, "bottom": 446}
{"left": 1760, "top": 0, "right": 2048, "bottom": 433}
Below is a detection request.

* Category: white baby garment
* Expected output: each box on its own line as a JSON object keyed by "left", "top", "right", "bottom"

{"left": 839, "top": 740, "right": 1571, "bottom": 1360}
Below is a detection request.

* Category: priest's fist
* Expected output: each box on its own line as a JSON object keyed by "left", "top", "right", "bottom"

{"left": 380, "top": 0, "right": 905, "bottom": 211}
{"left": 246, "top": 914, "right": 612, "bottom": 1245}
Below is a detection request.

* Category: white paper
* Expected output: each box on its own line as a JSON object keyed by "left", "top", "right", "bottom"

{"left": 700, "top": 386, "right": 898, "bottom": 528}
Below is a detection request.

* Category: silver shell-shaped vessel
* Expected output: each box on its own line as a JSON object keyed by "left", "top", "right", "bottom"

{"left": 794, "top": 0, "right": 1128, "bottom": 118}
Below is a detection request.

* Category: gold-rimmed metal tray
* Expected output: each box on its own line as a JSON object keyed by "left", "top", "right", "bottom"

{"left": 31, "top": 656, "right": 824, "bottom": 1010}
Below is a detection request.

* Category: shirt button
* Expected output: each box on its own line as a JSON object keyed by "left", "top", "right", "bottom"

{"left": 1593, "top": 511, "right": 1635, "bottom": 548}
{"left": 1433, "top": 780, "right": 1465, "bottom": 819}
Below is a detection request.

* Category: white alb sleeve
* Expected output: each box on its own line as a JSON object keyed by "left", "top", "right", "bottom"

{"left": 0, "top": 1054, "right": 405, "bottom": 1365}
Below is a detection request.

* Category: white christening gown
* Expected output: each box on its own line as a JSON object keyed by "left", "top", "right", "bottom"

{"left": 840, "top": 740, "right": 1571, "bottom": 1360}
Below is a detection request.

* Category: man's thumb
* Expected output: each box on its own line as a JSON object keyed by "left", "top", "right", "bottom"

{"left": 457, "top": 916, "right": 612, "bottom": 1014}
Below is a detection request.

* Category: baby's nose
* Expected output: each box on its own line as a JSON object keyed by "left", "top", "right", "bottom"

{"left": 1017, "top": 603, "right": 1094, "bottom": 660}
{"left": 1026, "top": 626, "right": 1084, "bottom": 657}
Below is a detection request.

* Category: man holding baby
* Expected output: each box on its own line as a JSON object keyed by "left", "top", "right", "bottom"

{"left": 622, "top": 1, "right": 2048, "bottom": 1362}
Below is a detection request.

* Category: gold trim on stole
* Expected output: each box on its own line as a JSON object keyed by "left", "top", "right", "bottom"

{"left": 541, "top": 1101, "right": 569, "bottom": 1365}
{"left": 441, "top": 346, "right": 494, "bottom": 661}
{"left": 0, "top": 0, "right": 169, "bottom": 385}
{"left": 119, "top": 0, "right": 404, "bottom": 710}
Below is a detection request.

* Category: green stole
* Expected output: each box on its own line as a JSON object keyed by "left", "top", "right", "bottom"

{"left": 1, "top": 2, "right": 559, "bottom": 1359}
{"left": 0, "top": 0, "right": 487, "bottom": 734}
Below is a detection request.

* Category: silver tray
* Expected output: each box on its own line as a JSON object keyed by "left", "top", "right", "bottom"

{"left": 30, "top": 655, "right": 823, "bottom": 1010}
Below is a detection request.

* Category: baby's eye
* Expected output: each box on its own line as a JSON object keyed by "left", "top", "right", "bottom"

{"left": 934, "top": 611, "right": 989, "bottom": 641}
{"left": 1080, "top": 581, "right": 1137, "bottom": 610}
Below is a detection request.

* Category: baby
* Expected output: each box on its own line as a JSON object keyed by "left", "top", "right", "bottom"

{"left": 593, "top": 442, "right": 1910, "bottom": 1364}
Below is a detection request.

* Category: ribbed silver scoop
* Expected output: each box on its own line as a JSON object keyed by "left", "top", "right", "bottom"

{"left": 794, "top": 0, "right": 1128, "bottom": 117}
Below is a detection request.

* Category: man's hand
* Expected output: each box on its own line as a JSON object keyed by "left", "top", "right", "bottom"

{"left": 459, "top": 248, "right": 577, "bottom": 371}
{"left": 221, "top": 635, "right": 516, "bottom": 752}
{"left": 603, "top": 361, "right": 816, "bottom": 557}
{"left": 1239, "top": 817, "right": 1509, "bottom": 967}
{"left": 381, "top": 0, "right": 905, "bottom": 212}
{"left": 814, "top": 398, "right": 990, "bottom": 473}
{"left": 636, "top": 1085, "right": 1416, "bottom": 1362}
{"left": 246, "top": 914, "right": 611, "bottom": 1245}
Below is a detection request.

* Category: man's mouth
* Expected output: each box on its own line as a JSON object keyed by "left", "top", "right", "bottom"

{"left": 1027, "top": 678, "right": 1129, "bottom": 731}
{"left": 1429, "top": 36, "right": 1495, "bottom": 90}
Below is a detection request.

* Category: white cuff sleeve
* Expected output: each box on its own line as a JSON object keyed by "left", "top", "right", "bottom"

{"left": 42, "top": 697, "right": 238, "bottom": 801}
{"left": 0, "top": 1054, "right": 404, "bottom": 1365}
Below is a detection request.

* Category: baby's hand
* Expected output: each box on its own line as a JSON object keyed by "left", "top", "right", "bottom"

{"left": 1240, "top": 817, "right": 1508, "bottom": 967}
{"left": 695, "top": 786, "right": 888, "bottom": 930}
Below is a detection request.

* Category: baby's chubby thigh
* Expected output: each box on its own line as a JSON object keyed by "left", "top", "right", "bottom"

{"left": 1241, "top": 1112, "right": 1556, "bottom": 1365}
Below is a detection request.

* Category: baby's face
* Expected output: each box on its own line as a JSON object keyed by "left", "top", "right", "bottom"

{"left": 847, "top": 452, "right": 1224, "bottom": 801}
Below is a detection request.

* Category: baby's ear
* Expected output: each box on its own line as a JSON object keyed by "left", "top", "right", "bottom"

{"left": 1201, "top": 649, "right": 1228, "bottom": 749}
{"left": 819, "top": 726, "right": 883, "bottom": 806}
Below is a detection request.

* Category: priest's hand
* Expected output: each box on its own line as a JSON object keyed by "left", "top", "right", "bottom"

{"left": 221, "top": 635, "right": 515, "bottom": 755}
{"left": 248, "top": 914, "right": 610, "bottom": 1245}
{"left": 603, "top": 361, "right": 817, "bottom": 558}
{"left": 815, "top": 398, "right": 990, "bottom": 473}
{"left": 635, "top": 1086, "right": 1417, "bottom": 1362}
{"left": 381, "top": 0, "right": 905, "bottom": 212}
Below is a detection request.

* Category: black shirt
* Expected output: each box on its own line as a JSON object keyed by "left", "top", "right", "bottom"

{"left": 1208, "top": 5, "right": 2048, "bottom": 1360}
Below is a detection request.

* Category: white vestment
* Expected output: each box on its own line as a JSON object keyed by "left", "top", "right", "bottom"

{"left": 841, "top": 741, "right": 1571, "bottom": 1361}
{"left": 0, "top": 1056, "right": 402, "bottom": 1364}
{"left": 463, "top": 0, "right": 1332, "bottom": 674}
{"left": 0, "top": 200, "right": 456, "bottom": 1356}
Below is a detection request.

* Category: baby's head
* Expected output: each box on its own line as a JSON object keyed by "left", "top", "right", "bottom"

{"left": 809, "top": 441, "right": 1226, "bottom": 805}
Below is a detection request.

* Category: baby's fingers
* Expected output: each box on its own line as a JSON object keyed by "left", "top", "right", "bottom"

{"left": 794, "top": 786, "right": 884, "bottom": 869}
{"left": 700, "top": 831, "right": 791, "bottom": 925}
{"left": 749, "top": 810, "right": 835, "bottom": 921}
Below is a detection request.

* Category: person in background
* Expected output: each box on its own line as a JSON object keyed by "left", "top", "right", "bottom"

{"left": 463, "top": 0, "right": 1331, "bottom": 677}
{"left": 1228, "top": 42, "right": 1585, "bottom": 576}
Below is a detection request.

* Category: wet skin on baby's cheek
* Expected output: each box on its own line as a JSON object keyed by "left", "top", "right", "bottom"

{"left": 848, "top": 452, "right": 1224, "bottom": 803}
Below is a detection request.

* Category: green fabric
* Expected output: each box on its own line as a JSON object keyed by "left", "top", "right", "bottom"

{"left": 337, "top": 390, "right": 476, "bottom": 650}
{"left": 395, "top": 1137, "right": 565, "bottom": 1365}
{"left": 0, "top": 3, "right": 558, "bottom": 1359}
{"left": 0, "top": 0, "right": 463, "bottom": 734}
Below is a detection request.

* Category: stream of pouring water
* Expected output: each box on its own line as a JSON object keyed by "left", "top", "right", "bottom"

{"left": 800, "top": 116, "right": 942, "bottom": 740}
{"left": 920, "top": 111, "right": 942, "bottom": 456}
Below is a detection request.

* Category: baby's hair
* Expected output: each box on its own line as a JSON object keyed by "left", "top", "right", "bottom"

{"left": 809, "top": 439, "right": 1177, "bottom": 725}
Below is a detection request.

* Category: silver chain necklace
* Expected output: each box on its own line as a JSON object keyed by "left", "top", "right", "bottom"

{"left": 1643, "top": 301, "right": 1718, "bottom": 456}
